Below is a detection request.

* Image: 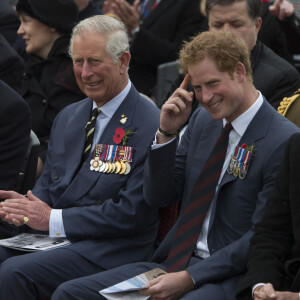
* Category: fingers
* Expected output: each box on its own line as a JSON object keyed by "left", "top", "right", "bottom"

{"left": 254, "top": 283, "right": 277, "bottom": 299}
{"left": 179, "top": 74, "right": 191, "bottom": 90}
{"left": 133, "top": 0, "right": 140, "bottom": 11}
{"left": 27, "top": 190, "right": 39, "bottom": 202}
{"left": 0, "top": 190, "right": 22, "bottom": 200}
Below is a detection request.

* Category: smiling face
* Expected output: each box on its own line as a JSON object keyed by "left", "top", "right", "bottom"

{"left": 72, "top": 31, "right": 130, "bottom": 106}
{"left": 17, "top": 13, "right": 58, "bottom": 59}
{"left": 189, "top": 57, "right": 252, "bottom": 122}
{"left": 208, "top": 1, "right": 261, "bottom": 51}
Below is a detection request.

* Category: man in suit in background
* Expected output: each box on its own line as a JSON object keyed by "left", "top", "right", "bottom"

{"left": 166, "top": 0, "right": 300, "bottom": 112}
{"left": 51, "top": 31, "right": 299, "bottom": 300}
{"left": 236, "top": 133, "right": 300, "bottom": 299}
{"left": 206, "top": 0, "right": 300, "bottom": 109}
{"left": 0, "top": 15, "right": 160, "bottom": 299}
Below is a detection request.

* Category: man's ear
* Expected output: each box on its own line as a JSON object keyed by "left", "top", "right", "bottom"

{"left": 255, "top": 17, "right": 262, "bottom": 35}
{"left": 119, "top": 51, "right": 131, "bottom": 73}
{"left": 235, "top": 62, "right": 246, "bottom": 82}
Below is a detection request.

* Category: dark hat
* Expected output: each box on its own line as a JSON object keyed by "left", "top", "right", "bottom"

{"left": 16, "top": 0, "right": 79, "bottom": 34}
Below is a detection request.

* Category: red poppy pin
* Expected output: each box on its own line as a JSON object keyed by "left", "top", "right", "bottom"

{"left": 113, "top": 128, "right": 125, "bottom": 144}
{"left": 113, "top": 128, "right": 136, "bottom": 145}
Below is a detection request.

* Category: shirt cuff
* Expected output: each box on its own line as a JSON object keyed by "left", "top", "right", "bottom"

{"left": 49, "top": 209, "right": 66, "bottom": 238}
{"left": 151, "top": 131, "right": 176, "bottom": 149}
{"left": 252, "top": 283, "right": 265, "bottom": 299}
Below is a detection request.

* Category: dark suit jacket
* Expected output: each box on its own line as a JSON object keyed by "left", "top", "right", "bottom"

{"left": 251, "top": 41, "right": 300, "bottom": 110}
{"left": 236, "top": 133, "right": 300, "bottom": 299}
{"left": 32, "top": 85, "right": 161, "bottom": 269}
{"left": 129, "top": 0, "right": 208, "bottom": 96}
{"left": 144, "top": 99, "right": 299, "bottom": 295}
{"left": 0, "top": 80, "right": 31, "bottom": 191}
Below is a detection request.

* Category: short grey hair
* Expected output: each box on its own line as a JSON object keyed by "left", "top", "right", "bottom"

{"left": 69, "top": 15, "right": 129, "bottom": 63}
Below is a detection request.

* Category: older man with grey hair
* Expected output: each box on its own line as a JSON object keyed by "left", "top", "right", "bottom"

{"left": 0, "top": 15, "right": 160, "bottom": 299}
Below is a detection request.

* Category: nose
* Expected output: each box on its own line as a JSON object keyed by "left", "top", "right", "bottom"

{"left": 17, "top": 23, "right": 24, "bottom": 35}
{"left": 81, "top": 61, "right": 93, "bottom": 79}
{"left": 222, "top": 23, "right": 231, "bottom": 32}
{"left": 201, "top": 87, "right": 213, "bottom": 103}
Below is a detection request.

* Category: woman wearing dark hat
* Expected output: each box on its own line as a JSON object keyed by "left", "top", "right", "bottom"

{"left": 16, "top": 0, "right": 86, "bottom": 177}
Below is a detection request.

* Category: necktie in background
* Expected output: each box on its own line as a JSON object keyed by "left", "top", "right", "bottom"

{"left": 141, "top": 0, "right": 158, "bottom": 19}
{"left": 82, "top": 108, "right": 100, "bottom": 162}
{"left": 166, "top": 123, "right": 233, "bottom": 272}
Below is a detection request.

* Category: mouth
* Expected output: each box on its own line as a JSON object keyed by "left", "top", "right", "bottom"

{"left": 207, "top": 99, "right": 223, "bottom": 109}
{"left": 84, "top": 81, "right": 102, "bottom": 89}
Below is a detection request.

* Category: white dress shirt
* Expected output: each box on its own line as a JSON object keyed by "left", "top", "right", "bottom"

{"left": 49, "top": 81, "right": 131, "bottom": 238}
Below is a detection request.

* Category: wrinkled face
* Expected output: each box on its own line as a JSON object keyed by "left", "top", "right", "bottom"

{"left": 72, "top": 32, "right": 130, "bottom": 106}
{"left": 208, "top": 1, "right": 261, "bottom": 51}
{"left": 189, "top": 57, "right": 250, "bottom": 122}
{"left": 17, "top": 13, "right": 55, "bottom": 59}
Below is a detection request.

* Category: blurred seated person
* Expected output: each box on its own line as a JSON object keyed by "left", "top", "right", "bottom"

{"left": 16, "top": 0, "right": 86, "bottom": 177}
{"left": 236, "top": 133, "right": 300, "bottom": 300}
{"left": 0, "top": 34, "right": 24, "bottom": 94}
{"left": 0, "top": 79, "right": 31, "bottom": 238}
{"left": 103, "top": 0, "right": 208, "bottom": 97}
{"left": 257, "top": 0, "right": 300, "bottom": 67}
{"left": 269, "top": 0, "right": 300, "bottom": 54}
{"left": 76, "top": 0, "right": 103, "bottom": 21}
{"left": 0, "top": 0, "right": 20, "bottom": 46}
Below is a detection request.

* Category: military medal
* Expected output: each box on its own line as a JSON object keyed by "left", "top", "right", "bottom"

{"left": 124, "top": 161, "right": 131, "bottom": 175}
{"left": 119, "top": 161, "right": 126, "bottom": 174}
{"left": 114, "top": 161, "right": 121, "bottom": 174}
{"left": 227, "top": 143, "right": 254, "bottom": 179}
{"left": 91, "top": 143, "right": 134, "bottom": 175}
{"left": 239, "top": 148, "right": 252, "bottom": 179}
{"left": 90, "top": 145, "right": 104, "bottom": 171}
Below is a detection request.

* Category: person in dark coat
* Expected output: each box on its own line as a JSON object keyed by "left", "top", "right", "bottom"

{"left": 0, "top": 33, "right": 24, "bottom": 94}
{"left": 236, "top": 133, "right": 300, "bottom": 300}
{"left": 0, "top": 80, "right": 31, "bottom": 239}
{"left": 0, "top": 0, "right": 20, "bottom": 46}
{"left": 16, "top": 0, "right": 86, "bottom": 176}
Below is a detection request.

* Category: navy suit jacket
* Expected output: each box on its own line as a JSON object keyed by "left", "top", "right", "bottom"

{"left": 144, "top": 99, "right": 300, "bottom": 289}
{"left": 32, "top": 85, "right": 161, "bottom": 269}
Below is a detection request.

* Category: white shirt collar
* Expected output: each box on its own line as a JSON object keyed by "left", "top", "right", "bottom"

{"left": 223, "top": 90, "right": 263, "bottom": 137}
{"left": 92, "top": 80, "right": 131, "bottom": 118}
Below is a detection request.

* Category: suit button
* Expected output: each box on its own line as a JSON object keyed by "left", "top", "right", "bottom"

{"left": 42, "top": 99, "right": 47, "bottom": 105}
{"left": 53, "top": 176, "right": 59, "bottom": 181}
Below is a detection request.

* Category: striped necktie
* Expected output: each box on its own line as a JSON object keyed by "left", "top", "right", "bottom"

{"left": 82, "top": 108, "right": 100, "bottom": 162}
{"left": 166, "top": 122, "right": 233, "bottom": 272}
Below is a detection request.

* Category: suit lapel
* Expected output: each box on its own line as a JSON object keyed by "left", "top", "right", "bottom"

{"left": 57, "top": 86, "right": 139, "bottom": 207}
{"left": 63, "top": 99, "right": 93, "bottom": 183}
{"left": 219, "top": 99, "right": 271, "bottom": 188}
